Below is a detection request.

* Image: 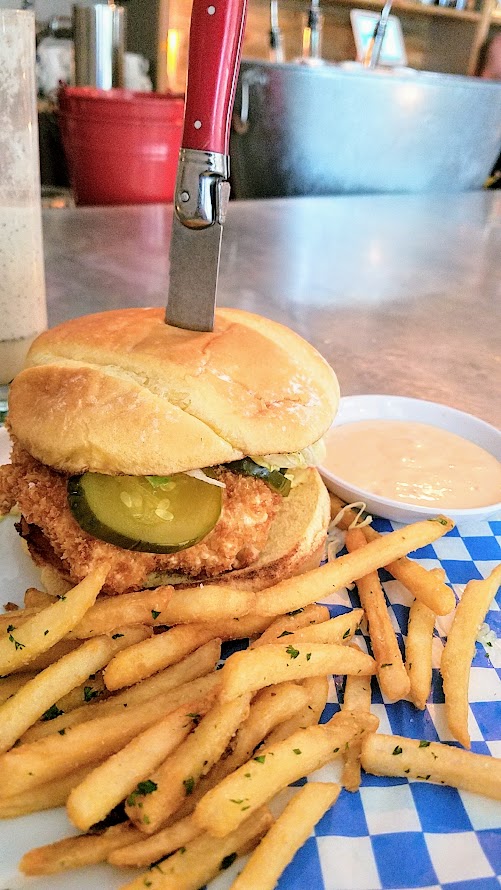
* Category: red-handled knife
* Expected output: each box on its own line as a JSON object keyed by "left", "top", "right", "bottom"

{"left": 165, "top": 0, "right": 247, "bottom": 331}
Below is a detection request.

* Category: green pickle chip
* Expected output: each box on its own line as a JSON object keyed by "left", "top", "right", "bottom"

{"left": 68, "top": 472, "right": 222, "bottom": 553}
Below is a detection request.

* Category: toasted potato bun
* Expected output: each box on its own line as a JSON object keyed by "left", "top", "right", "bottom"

{"left": 8, "top": 307, "right": 339, "bottom": 476}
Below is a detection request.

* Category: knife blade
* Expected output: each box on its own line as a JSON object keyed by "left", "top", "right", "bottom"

{"left": 165, "top": 0, "right": 247, "bottom": 332}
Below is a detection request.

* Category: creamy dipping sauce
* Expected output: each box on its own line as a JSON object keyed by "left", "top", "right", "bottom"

{"left": 324, "top": 420, "right": 501, "bottom": 509}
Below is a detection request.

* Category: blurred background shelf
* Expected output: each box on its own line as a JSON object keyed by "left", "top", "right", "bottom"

{"left": 33, "top": 0, "right": 501, "bottom": 91}
{"left": 323, "top": 0, "right": 482, "bottom": 23}
{"left": 154, "top": 0, "right": 501, "bottom": 92}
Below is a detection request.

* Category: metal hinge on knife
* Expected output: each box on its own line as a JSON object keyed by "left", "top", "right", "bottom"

{"left": 175, "top": 148, "right": 230, "bottom": 229}
{"left": 166, "top": 148, "right": 231, "bottom": 332}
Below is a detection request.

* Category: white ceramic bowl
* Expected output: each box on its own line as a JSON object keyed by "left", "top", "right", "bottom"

{"left": 319, "top": 395, "right": 501, "bottom": 523}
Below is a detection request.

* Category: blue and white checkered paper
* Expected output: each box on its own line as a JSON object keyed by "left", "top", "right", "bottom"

{"left": 253, "top": 517, "right": 501, "bottom": 890}
{"left": 0, "top": 511, "right": 499, "bottom": 890}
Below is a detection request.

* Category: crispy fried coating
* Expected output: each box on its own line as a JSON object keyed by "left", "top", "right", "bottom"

{"left": 1, "top": 443, "right": 281, "bottom": 595}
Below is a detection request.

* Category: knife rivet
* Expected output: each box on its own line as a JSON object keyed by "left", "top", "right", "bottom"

{"left": 194, "top": 120, "right": 202, "bottom": 129}
{"left": 180, "top": 191, "right": 190, "bottom": 202}
{"left": 207, "top": 4, "right": 216, "bottom": 12}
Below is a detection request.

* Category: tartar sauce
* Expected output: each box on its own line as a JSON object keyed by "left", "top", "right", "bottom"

{"left": 324, "top": 420, "right": 501, "bottom": 509}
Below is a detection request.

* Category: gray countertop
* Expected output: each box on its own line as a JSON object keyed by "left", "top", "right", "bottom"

{"left": 42, "top": 191, "right": 501, "bottom": 427}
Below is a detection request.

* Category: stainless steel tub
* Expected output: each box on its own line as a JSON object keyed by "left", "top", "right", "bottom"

{"left": 230, "top": 60, "right": 501, "bottom": 198}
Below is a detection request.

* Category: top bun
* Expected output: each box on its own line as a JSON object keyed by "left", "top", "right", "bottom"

{"left": 8, "top": 308, "right": 339, "bottom": 476}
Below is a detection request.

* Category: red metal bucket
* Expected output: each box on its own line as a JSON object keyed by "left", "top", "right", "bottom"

{"left": 58, "top": 87, "right": 184, "bottom": 205}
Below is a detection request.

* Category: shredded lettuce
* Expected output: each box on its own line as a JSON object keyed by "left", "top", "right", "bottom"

{"left": 330, "top": 501, "right": 373, "bottom": 530}
{"left": 147, "top": 471, "right": 226, "bottom": 490}
{"left": 184, "top": 469, "right": 226, "bottom": 488}
{"left": 146, "top": 476, "right": 173, "bottom": 489}
{"left": 325, "top": 527, "right": 345, "bottom": 562}
{"left": 250, "top": 437, "right": 327, "bottom": 471}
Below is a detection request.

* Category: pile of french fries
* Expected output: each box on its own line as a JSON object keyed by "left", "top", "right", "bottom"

{"left": 0, "top": 499, "right": 500, "bottom": 890}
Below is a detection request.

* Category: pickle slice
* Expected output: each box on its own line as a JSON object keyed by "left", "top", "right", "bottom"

{"left": 224, "top": 458, "right": 291, "bottom": 496}
{"left": 68, "top": 473, "right": 222, "bottom": 553}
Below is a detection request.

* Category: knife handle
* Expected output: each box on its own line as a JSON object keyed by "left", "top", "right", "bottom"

{"left": 182, "top": 0, "right": 247, "bottom": 156}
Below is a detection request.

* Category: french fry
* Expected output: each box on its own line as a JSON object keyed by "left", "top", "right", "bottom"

{"left": 0, "top": 631, "right": 147, "bottom": 753}
{"left": 108, "top": 638, "right": 221, "bottom": 705}
{"left": 0, "top": 566, "right": 108, "bottom": 675}
{"left": 155, "top": 681, "right": 312, "bottom": 828}
{"left": 220, "top": 641, "right": 375, "bottom": 702}
{"left": 230, "top": 782, "right": 340, "bottom": 890}
{"left": 21, "top": 670, "right": 222, "bottom": 743}
{"left": 194, "top": 710, "right": 378, "bottom": 837}
{"left": 226, "top": 683, "right": 309, "bottom": 765}
{"left": 196, "top": 683, "right": 310, "bottom": 798}
{"left": 254, "top": 516, "right": 454, "bottom": 616}
{"left": 103, "top": 623, "right": 220, "bottom": 690}
{"left": 345, "top": 528, "right": 410, "bottom": 702}
{"left": 119, "top": 807, "right": 273, "bottom": 890}
{"left": 384, "top": 557, "right": 454, "bottom": 616}
{"left": 1, "top": 601, "right": 20, "bottom": 612}
{"left": 0, "top": 763, "right": 103, "bottom": 818}
{"left": 0, "top": 681, "right": 219, "bottom": 797}
{"left": 39, "top": 565, "right": 73, "bottom": 599}
{"left": 342, "top": 673, "right": 372, "bottom": 791}
{"left": 0, "top": 671, "right": 37, "bottom": 705}
{"left": 66, "top": 587, "right": 255, "bottom": 639}
{"left": 24, "top": 588, "right": 54, "bottom": 609}
{"left": 20, "top": 822, "right": 143, "bottom": 875}
{"left": 67, "top": 698, "right": 213, "bottom": 831}
{"left": 151, "top": 584, "right": 256, "bottom": 625}
{"left": 125, "top": 695, "right": 251, "bottom": 834}
{"left": 0, "top": 607, "right": 39, "bottom": 632}
{"left": 329, "top": 494, "right": 455, "bottom": 615}
{"left": 4, "top": 618, "right": 148, "bottom": 666}
{"left": 406, "top": 599, "right": 436, "bottom": 710}
{"left": 361, "top": 732, "right": 501, "bottom": 800}
{"left": 270, "top": 609, "right": 364, "bottom": 648}
{"left": 67, "top": 588, "right": 177, "bottom": 638}
{"left": 441, "top": 564, "right": 501, "bottom": 748}
{"left": 108, "top": 814, "right": 202, "bottom": 868}
{"left": 198, "top": 613, "right": 274, "bottom": 640}
{"left": 48, "top": 634, "right": 217, "bottom": 718}
{"left": 264, "top": 676, "right": 329, "bottom": 746}
{"left": 9, "top": 638, "right": 81, "bottom": 674}
{"left": 250, "top": 604, "right": 330, "bottom": 648}
{"left": 54, "top": 672, "right": 107, "bottom": 713}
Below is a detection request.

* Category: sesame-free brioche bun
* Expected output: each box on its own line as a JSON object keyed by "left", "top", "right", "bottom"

{"left": 8, "top": 307, "right": 339, "bottom": 476}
